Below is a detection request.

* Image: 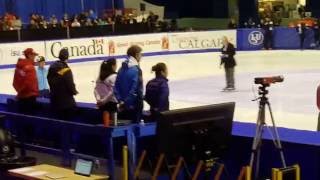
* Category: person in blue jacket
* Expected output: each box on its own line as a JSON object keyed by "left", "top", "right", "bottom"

{"left": 36, "top": 56, "right": 50, "bottom": 98}
{"left": 114, "top": 45, "right": 143, "bottom": 122}
{"left": 145, "top": 62, "right": 169, "bottom": 117}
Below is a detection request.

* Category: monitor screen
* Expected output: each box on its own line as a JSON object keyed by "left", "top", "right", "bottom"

{"left": 74, "top": 159, "right": 93, "bottom": 176}
{"left": 156, "top": 102, "right": 235, "bottom": 163}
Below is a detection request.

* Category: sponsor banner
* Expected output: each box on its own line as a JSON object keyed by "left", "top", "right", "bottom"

{"left": 107, "top": 33, "right": 169, "bottom": 56}
{"left": 45, "top": 37, "right": 108, "bottom": 60}
{"left": 168, "top": 30, "right": 237, "bottom": 51}
{"left": 0, "top": 41, "right": 45, "bottom": 66}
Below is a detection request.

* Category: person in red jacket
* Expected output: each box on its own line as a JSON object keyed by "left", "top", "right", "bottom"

{"left": 13, "top": 48, "right": 39, "bottom": 114}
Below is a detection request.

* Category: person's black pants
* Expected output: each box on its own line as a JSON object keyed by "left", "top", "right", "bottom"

{"left": 264, "top": 33, "right": 273, "bottom": 49}
{"left": 17, "top": 96, "right": 37, "bottom": 115}
{"left": 118, "top": 108, "right": 142, "bottom": 123}
{"left": 55, "top": 107, "right": 76, "bottom": 121}
{"left": 300, "top": 34, "right": 305, "bottom": 49}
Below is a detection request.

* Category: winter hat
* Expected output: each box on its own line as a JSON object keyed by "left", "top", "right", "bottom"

{"left": 58, "top": 48, "right": 69, "bottom": 61}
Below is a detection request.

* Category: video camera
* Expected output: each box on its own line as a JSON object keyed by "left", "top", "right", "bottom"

{"left": 254, "top": 76, "right": 284, "bottom": 85}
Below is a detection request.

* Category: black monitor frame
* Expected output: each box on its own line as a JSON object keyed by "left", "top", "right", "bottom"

{"left": 156, "top": 102, "right": 235, "bottom": 163}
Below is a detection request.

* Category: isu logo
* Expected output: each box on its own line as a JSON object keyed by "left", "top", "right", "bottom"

{"left": 161, "top": 36, "right": 169, "bottom": 50}
{"left": 248, "top": 31, "right": 264, "bottom": 45}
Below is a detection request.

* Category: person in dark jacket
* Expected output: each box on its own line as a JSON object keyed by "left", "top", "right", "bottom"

{"left": 220, "top": 36, "right": 236, "bottom": 91}
{"left": 145, "top": 63, "right": 169, "bottom": 121}
{"left": 114, "top": 45, "right": 143, "bottom": 123}
{"left": 13, "top": 48, "right": 39, "bottom": 114}
{"left": 47, "top": 48, "right": 78, "bottom": 120}
{"left": 296, "top": 23, "right": 306, "bottom": 50}
{"left": 263, "top": 19, "right": 274, "bottom": 50}
{"left": 313, "top": 22, "right": 320, "bottom": 48}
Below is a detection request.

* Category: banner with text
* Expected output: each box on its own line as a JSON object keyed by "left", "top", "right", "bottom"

{"left": 45, "top": 37, "right": 108, "bottom": 61}
{"left": 0, "top": 41, "right": 45, "bottom": 66}
{"left": 168, "top": 30, "right": 237, "bottom": 51}
{"left": 107, "top": 33, "right": 169, "bottom": 56}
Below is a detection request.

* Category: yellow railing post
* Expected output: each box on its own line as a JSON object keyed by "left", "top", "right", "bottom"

{"left": 122, "top": 145, "right": 128, "bottom": 180}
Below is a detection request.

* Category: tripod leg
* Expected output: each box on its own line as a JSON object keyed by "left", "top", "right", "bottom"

{"left": 250, "top": 104, "right": 265, "bottom": 179}
{"left": 266, "top": 102, "right": 287, "bottom": 168}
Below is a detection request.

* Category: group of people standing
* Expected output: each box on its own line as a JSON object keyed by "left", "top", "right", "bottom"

{"left": 13, "top": 48, "right": 78, "bottom": 120}
{"left": 12, "top": 45, "right": 170, "bottom": 124}
{"left": 12, "top": 38, "right": 236, "bottom": 124}
{"left": 94, "top": 45, "right": 169, "bottom": 124}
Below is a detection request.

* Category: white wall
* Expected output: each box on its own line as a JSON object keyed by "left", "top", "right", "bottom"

{"left": 123, "top": 0, "right": 165, "bottom": 21}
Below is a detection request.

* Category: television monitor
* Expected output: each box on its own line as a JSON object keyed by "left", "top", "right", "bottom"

{"left": 156, "top": 102, "right": 235, "bottom": 163}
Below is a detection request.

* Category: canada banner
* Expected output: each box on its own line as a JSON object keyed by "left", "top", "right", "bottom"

{"left": 46, "top": 38, "right": 108, "bottom": 60}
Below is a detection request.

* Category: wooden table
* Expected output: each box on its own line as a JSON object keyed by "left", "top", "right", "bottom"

{"left": 8, "top": 164, "right": 108, "bottom": 180}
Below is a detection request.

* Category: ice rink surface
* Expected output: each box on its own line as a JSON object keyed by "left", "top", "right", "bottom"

{"left": 1, "top": 50, "right": 320, "bottom": 131}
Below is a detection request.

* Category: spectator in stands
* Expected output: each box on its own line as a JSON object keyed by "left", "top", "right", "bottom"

{"left": 114, "top": 45, "right": 144, "bottom": 123}
{"left": 12, "top": 16, "right": 22, "bottom": 30}
{"left": 84, "top": 18, "right": 93, "bottom": 27}
{"left": 296, "top": 23, "right": 306, "bottom": 50}
{"left": 36, "top": 56, "right": 50, "bottom": 98}
{"left": 13, "top": 48, "right": 39, "bottom": 114}
{"left": 4, "top": 13, "right": 15, "bottom": 30}
{"left": 89, "top": 9, "right": 98, "bottom": 20}
{"left": 127, "top": 14, "right": 137, "bottom": 24}
{"left": 39, "top": 16, "right": 48, "bottom": 29}
{"left": 244, "top": 18, "right": 256, "bottom": 28}
{"left": 227, "top": 18, "right": 237, "bottom": 29}
{"left": 97, "top": 18, "right": 107, "bottom": 26}
{"left": 106, "top": 17, "right": 114, "bottom": 25}
{"left": 60, "top": 20, "right": 69, "bottom": 28}
{"left": 297, "top": 5, "right": 305, "bottom": 18}
{"left": 71, "top": 18, "right": 81, "bottom": 27}
{"left": 114, "top": 15, "right": 122, "bottom": 25}
{"left": 220, "top": 36, "right": 236, "bottom": 91}
{"left": 28, "top": 19, "right": 39, "bottom": 29}
{"left": 60, "top": 13, "right": 70, "bottom": 28}
{"left": 94, "top": 59, "right": 118, "bottom": 125}
{"left": 78, "top": 12, "right": 88, "bottom": 26}
{"left": 147, "top": 11, "right": 158, "bottom": 32}
{"left": 141, "top": 18, "right": 147, "bottom": 24}
{"left": 144, "top": 63, "right": 169, "bottom": 121}
{"left": 0, "top": 17, "right": 3, "bottom": 31}
{"left": 47, "top": 48, "right": 78, "bottom": 120}
{"left": 169, "top": 19, "right": 178, "bottom": 31}
{"left": 49, "top": 15, "right": 59, "bottom": 28}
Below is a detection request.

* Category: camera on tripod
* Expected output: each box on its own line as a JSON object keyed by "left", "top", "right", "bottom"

{"left": 254, "top": 76, "right": 284, "bottom": 85}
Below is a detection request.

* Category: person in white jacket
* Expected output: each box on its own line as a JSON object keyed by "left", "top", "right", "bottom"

{"left": 94, "top": 58, "right": 118, "bottom": 121}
